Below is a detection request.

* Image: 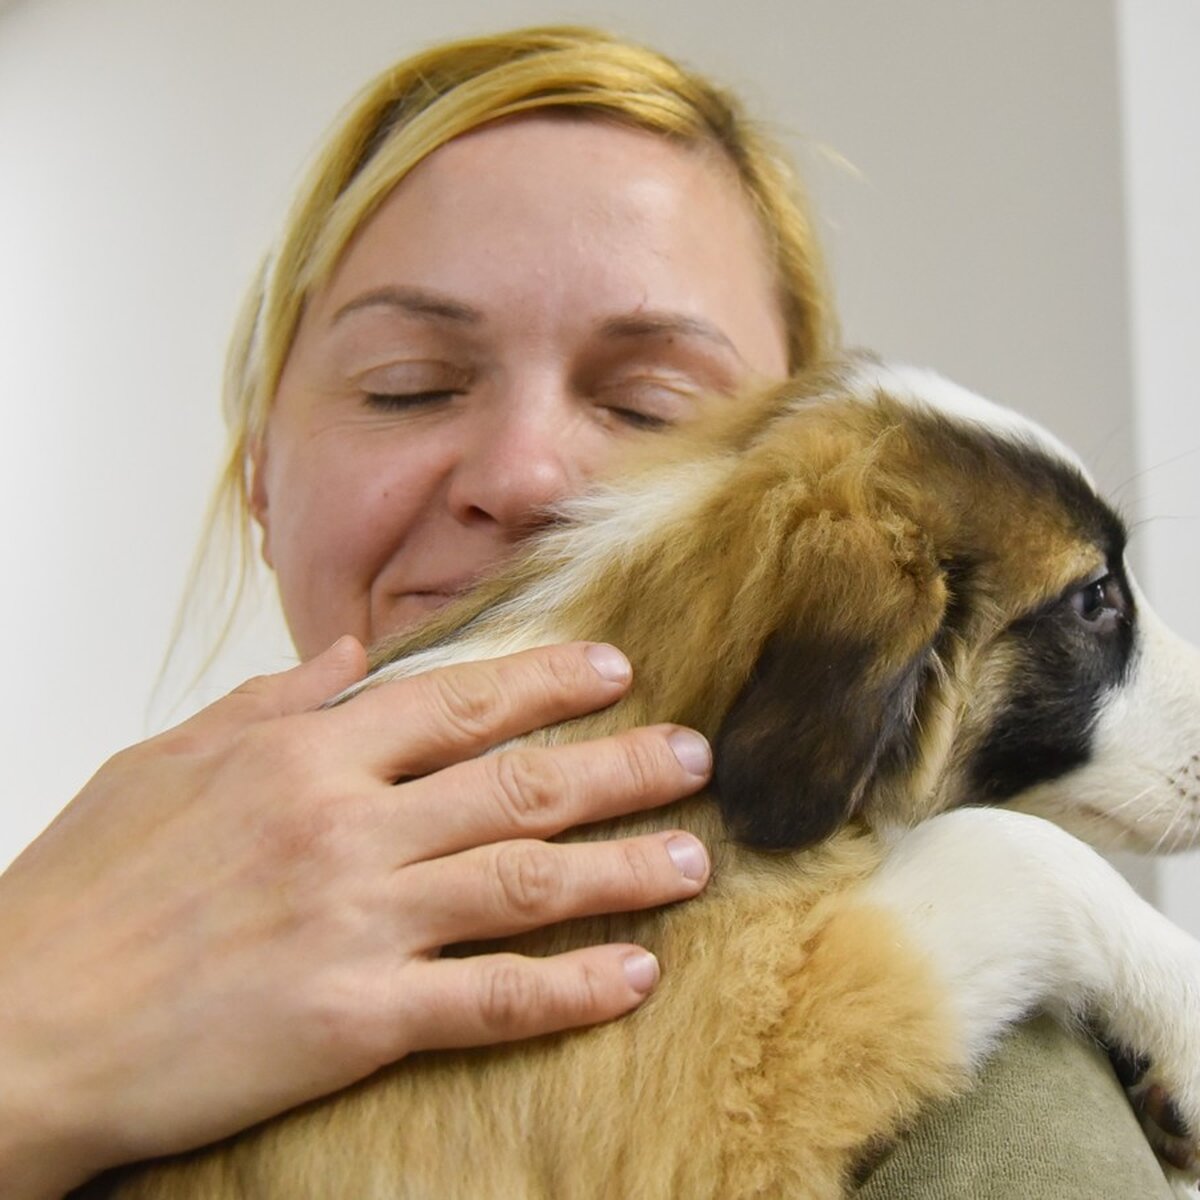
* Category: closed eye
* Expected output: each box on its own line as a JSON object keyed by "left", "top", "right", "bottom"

{"left": 594, "top": 376, "right": 696, "bottom": 432}
{"left": 363, "top": 390, "right": 461, "bottom": 411}
{"left": 605, "top": 407, "right": 671, "bottom": 431}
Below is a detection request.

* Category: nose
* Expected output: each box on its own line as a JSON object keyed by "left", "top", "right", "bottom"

{"left": 445, "top": 390, "right": 580, "bottom": 534}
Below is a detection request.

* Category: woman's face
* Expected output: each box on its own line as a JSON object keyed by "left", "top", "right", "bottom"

{"left": 255, "top": 114, "right": 791, "bottom": 658}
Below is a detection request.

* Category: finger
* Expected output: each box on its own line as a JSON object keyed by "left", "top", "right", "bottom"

{"left": 400, "top": 831, "right": 709, "bottom": 947}
{"left": 324, "top": 642, "right": 633, "bottom": 777}
{"left": 153, "top": 637, "right": 369, "bottom": 751}
{"left": 394, "top": 725, "right": 712, "bottom": 861}
{"left": 398, "top": 945, "right": 661, "bottom": 1053}
{"left": 241, "top": 635, "right": 370, "bottom": 716}
{"left": 203, "top": 636, "right": 368, "bottom": 728}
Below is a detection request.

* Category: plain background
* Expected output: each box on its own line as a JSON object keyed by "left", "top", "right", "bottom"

{"left": 2, "top": 0, "right": 1198, "bottom": 924}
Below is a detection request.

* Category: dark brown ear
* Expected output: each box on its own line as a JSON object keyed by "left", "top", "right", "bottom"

{"left": 714, "top": 616, "right": 944, "bottom": 852}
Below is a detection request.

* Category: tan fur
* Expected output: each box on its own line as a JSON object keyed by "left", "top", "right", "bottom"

{"left": 89, "top": 835, "right": 961, "bottom": 1199}
{"left": 88, "top": 361, "right": 1115, "bottom": 1199}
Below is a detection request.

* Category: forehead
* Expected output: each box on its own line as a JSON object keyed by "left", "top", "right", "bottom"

{"left": 308, "top": 113, "right": 787, "bottom": 371}
{"left": 409, "top": 110, "right": 734, "bottom": 195}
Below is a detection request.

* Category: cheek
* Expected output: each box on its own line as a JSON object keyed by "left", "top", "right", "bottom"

{"left": 264, "top": 437, "right": 437, "bottom": 647}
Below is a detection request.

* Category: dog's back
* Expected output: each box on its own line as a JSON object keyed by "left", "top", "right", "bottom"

{"left": 93, "top": 828, "right": 960, "bottom": 1199}
{"left": 87, "top": 359, "right": 1200, "bottom": 1198}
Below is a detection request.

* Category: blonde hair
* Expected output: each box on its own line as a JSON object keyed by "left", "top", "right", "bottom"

{"left": 182, "top": 25, "right": 837, "bottom": 672}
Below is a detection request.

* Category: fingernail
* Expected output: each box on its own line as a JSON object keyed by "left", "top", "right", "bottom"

{"left": 622, "top": 950, "right": 660, "bottom": 994}
{"left": 667, "top": 729, "right": 711, "bottom": 777}
{"left": 666, "top": 834, "right": 709, "bottom": 881}
{"left": 585, "top": 643, "right": 632, "bottom": 683}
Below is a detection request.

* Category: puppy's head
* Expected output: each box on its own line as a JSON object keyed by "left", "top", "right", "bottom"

{"left": 714, "top": 358, "right": 1200, "bottom": 854}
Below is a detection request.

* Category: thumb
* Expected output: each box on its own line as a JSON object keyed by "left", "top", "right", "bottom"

{"left": 278, "top": 634, "right": 371, "bottom": 712}
{"left": 213, "top": 635, "right": 370, "bottom": 727}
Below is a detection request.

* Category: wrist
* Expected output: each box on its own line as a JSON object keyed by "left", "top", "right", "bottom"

{"left": 0, "top": 1097, "right": 94, "bottom": 1200}
{"left": 0, "top": 986, "right": 99, "bottom": 1199}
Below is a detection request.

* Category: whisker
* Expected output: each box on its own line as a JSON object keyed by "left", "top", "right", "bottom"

{"left": 1109, "top": 444, "right": 1200, "bottom": 505}
{"left": 1151, "top": 800, "right": 1189, "bottom": 854}
{"left": 1104, "top": 782, "right": 1161, "bottom": 820}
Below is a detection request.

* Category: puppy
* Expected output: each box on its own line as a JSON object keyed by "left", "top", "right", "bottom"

{"left": 89, "top": 357, "right": 1200, "bottom": 1199}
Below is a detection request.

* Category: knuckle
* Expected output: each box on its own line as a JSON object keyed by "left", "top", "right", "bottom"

{"left": 303, "top": 975, "right": 356, "bottom": 1039}
{"left": 100, "top": 741, "right": 148, "bottom": 775}
{"left": 224, "top": 718, "right": 355, "bottom": 865}
{"left": 229, "top": 724, "right": 296, "bottom": 787}
{"left": 428, "top": 667, "right": 503, "bottom": 742}
{"left": 300, "top": 972, "right": 381, "bottom": 1066}
{"left": 492, "top": 749, "right": 566, "bottom": 826}
{"left": 535, "top": 645, "right": 588, "bottom": 696}
{"left": 145, "top": 713, "right": 231, "bottom": 761}
{"left": 238, "top": 716, "right": 328, "bottom": 778}
{"left": 259, "top": 798, "right": 342, "bottom": 867}
{"left": 481, "top": 958, "right": 545, "bottom": 1033}
{"left": 492, "top": 842, "right": 565, "bottom": 918}
{"left": 252, "top": 775, "right": 353, "bottom": 869}
{"left": 223, "top": 673, "right": 283, "bottom": 719}
{"left": 617, "top": 734, "right": 664, "bottom": 797}
{"left": 231, "top": 717, "right": 288, "bottom": 761}
{"left": 147, "top": 727, "right": 207, "bottom": 760}
{"left": 619, "top": 840, "right": 657, "bottom": 888}
{"left": 573, "top": 959, "right": 608, "bottom": 1017}
{"left": 230, "top": 672, "right": 275, "bottom": 700}
{"left": 153, "top": 677, "right": 294, "bottom": 760}
{"left": 617, "top": 839, "right": 659, "bottom": 892}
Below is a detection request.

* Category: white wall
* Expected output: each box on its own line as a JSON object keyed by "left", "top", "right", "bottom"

{"left": 1, "top": 0, "right": 1186, "bottom": 919}
{"left": 1116, "top": 0, "right": 1200, "bottom": 931}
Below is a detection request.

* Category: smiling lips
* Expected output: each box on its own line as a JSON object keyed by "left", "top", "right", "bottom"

{"left": 380, "top": 591, "right": 461, "bottom": 635}
{"left": 404, "top": 584, "right": 471, "bottom": 612}
{"left": 410, "top": 590, "right": 458, "bottom": 606}
{"left": 386, "top": 563, "right": 506, "bottom": 630}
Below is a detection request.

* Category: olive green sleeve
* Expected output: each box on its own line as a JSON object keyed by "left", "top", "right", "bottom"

{"left": 854, "top": 1014, "right": 1173, "bottom": 1200}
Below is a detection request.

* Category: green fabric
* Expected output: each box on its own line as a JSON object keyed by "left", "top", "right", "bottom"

{"left": 855, "top": 1014, "right": 1172, "bottom": 1199}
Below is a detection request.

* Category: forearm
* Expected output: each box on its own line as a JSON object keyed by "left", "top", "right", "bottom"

{"left": 0, "top": 868, "right": 125, "bottom": 1199}
{"left": 0, "top": 1057, "right": 93, "bottom": 1200}
{"left": 0, "top": 1140, "right": 85, "bottom": 1200}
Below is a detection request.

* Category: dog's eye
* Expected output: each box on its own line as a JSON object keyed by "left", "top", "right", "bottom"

{"left": 1069, "top": 574, "right": 1130, "bottom": 632}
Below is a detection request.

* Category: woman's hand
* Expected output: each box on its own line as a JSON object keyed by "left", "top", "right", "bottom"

{"left": 0, "top": 637, "right": 711, "bottom": 1198}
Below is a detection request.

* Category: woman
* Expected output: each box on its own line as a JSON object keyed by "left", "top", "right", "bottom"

{"left": 0, "top": 27, "right": 1171, "bottom": 1198}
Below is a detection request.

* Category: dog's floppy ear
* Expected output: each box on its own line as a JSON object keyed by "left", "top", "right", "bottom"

{"left": 713, "top": 525, "right": 951, "bottom": 852}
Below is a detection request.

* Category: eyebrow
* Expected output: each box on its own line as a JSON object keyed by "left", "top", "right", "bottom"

{"left": 330, "top": 289, "right": 745, "bottom": 363}
{"left": 598, "top": 312, "right": 742, "bottom": 360}
{"left": 330, "top": 286, "right": 482, "bottom": 327}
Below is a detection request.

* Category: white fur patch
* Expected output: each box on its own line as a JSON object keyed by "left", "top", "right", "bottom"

{"left": 865, "top": 806, "right": 1200, "bottom": 1099}
{"left": 841, "top": 357, "right": 1092, "bottom": 480}
{"left": 1014, "top": 580, "right": 1200, "bottom": 852}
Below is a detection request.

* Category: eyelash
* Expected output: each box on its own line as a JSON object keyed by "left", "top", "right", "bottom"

{"left": 361, "top": 385, "right": 684, "bottom": 430}
{"left": 363, "top": 391, "right": 460, "bottom": 411}
{"left": 608, "top": 407, "right": 671, "bottom": 431}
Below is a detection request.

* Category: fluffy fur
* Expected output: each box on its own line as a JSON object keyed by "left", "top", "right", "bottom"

{"left": 86, "top": 357, "right": 1200, "bottom": 1198}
